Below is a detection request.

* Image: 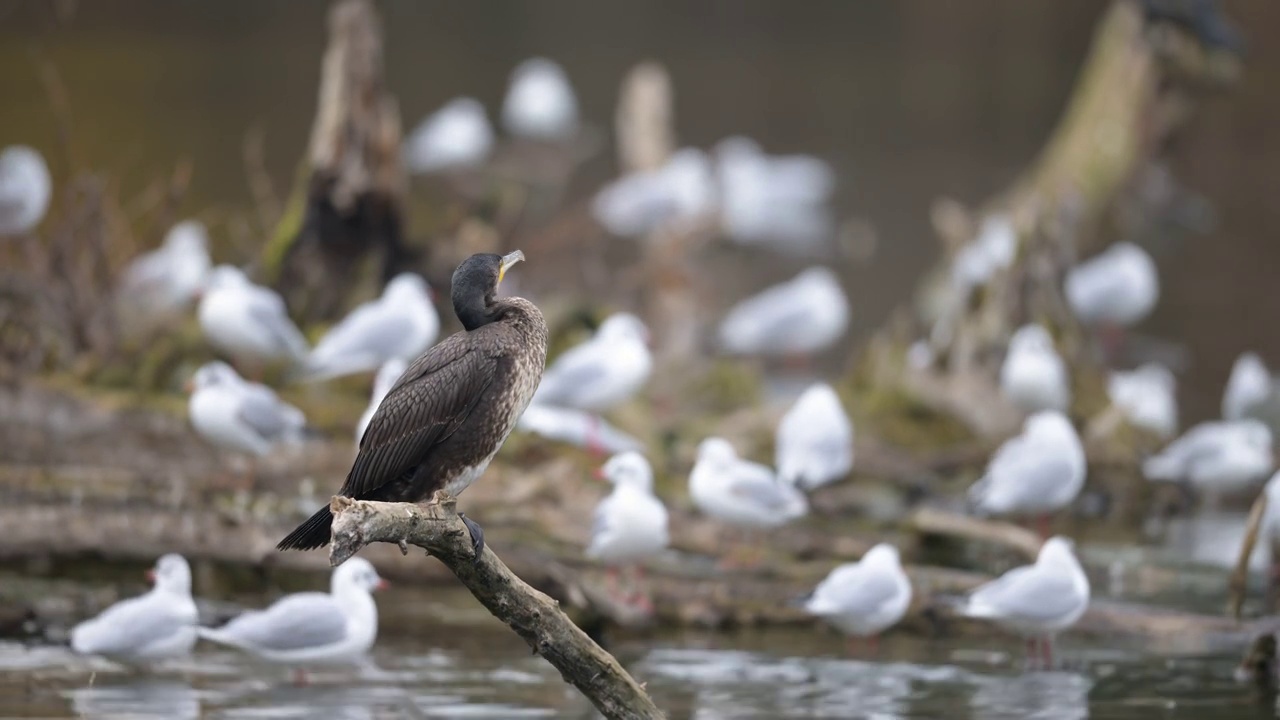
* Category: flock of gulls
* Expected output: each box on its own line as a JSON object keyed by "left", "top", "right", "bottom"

{"left": 6, "top": 52, "right": 1279, "bottom": 683}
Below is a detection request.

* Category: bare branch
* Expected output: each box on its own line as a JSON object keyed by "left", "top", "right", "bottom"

{"left": 328, "top": 494, "right": 665, "bottom": 720}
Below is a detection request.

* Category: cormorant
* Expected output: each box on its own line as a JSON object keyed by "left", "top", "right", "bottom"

{"left": 277, "top": 250, "right": 547, "bottom": 557}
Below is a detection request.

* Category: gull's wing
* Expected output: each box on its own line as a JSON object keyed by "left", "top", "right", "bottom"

{"left": 808, "top": 563, "right": 900, "bottom": 617}
{"left": 246, "top": 288, "right": 309, "bottom": 361}
{"left": 72, "top": 593, "right": 193, "bottom": 655}
{"left": 533, "top": 340, "right": 609, "bottom": 406}
{"left": 208, "top": 593, "right": 347, "bottom": 651}
{"left": 966, "top": 565, "right": 1082, "bottom": 624}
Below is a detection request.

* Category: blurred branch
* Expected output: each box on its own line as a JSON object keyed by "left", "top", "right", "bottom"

{"left": 328, "top": 494, "right": 665, "bottom": 720}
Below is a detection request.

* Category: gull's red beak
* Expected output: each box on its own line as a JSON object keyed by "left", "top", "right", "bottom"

{"left": 146, "top": 569, "right": 157, "bottom": 583}
{"left": 183, "top": 379, "right": 195, "bottom": 394}
{"left": 375, "top": 578, "right": 390, "bottom": 591}
{"left": 592, "top": 468, "right": 607, "bottom": 481}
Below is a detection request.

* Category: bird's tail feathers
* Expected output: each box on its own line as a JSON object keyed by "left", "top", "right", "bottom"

{"left": 276, "top": 505, "right": 334, "bottom": 551}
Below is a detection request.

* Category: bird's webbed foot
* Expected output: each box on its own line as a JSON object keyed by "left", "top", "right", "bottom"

{"left": 458, "top": 512, "right": 485, "bottom": 564}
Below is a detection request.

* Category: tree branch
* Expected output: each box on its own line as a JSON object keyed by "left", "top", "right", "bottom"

{"left": 328, "top": 494, "right": 664, "bottom": 720}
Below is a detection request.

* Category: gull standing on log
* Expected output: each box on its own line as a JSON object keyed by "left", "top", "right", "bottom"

{"left": 403, "top": 97, "right": 494, "bottom": 174}
{"left": 198, "top": 265, "right": 309, "bottom": 370}
{"left": 117, "top": 220, "right": 212, "bottom": 327}
{"left": 0, "top": 145, "right": 52, "bottom": 236}
{"left": 198, "top": 558, "right": 386, "bottom": 683}
{"left": 718, "top": 266, "right": 849, "bottom": 361}
{"left": 278, "top": 251, "right": 547, "bottom": 557}
{"left": 299, "top": 273, "right": 439, "bottom": 382}
{"left": 587, "top": 452, "right": 669, "bottom": 609}
{"left": 775, "top": 382, "right": 854, "bottom": 491}
{"left": 70, "top": 555, "right": 197, "bottom": 664}
{"left": 1143, "top": 419, "right": 1274, "bottom": 497}
{"left": 803, "top": 543, "right": 912, "bottom": 653}
{"left": 532, "top": 313, "right": 652, "bottom": 413}
{"left": 516, "top": 404, "right": 644, "bottom": 455}
{"left": 1064, "top": 241, "right": 1159, "bottom": 352}
{"left": 502, "top": 58, "right": 578, "bottom": 140}
{"left": 1108, "top": 363, "right": 1178, "bottom": 438}
{"left": 959, "top": 536, "right": 1089, "bottom": 669}
{"left": 592, "top": 148, "right": 716, "bottom": 237}
{"left": 714, "top": 136, "right": 835, "bottom": 253}
{"left": 968, "top": 411, "right": 1085, "bottom": 537}
{"left": 1000, "top": 324, "right": 1070, "bottom": 414}
{"left": 1223, "top": 352, "right": 1271, "bottom": 421}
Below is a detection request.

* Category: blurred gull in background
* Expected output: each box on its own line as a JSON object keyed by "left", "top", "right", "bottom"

{"left": 198, "top": 265, "right": 309, "bottom": 369}
{"left": 587, "top": 452, "right": 669, "bottom": 609}
{"left": 502, "top": 57, "right": 579, "bottom": 140}
{"left": 187, "top": 361, "right": 307, "bottom": 486}
{"left": 803, "top": 543, "right": 911, "bottom": 652}
{"left": 1064, "top": 241, "right": 1159, "bottom": 353}
{"left": 0, "top": 144, "right": 52, "bottom": 236}
{"left": 1223, "top": 351, "right": 1272, "bottom": 421}
{"left": 592, "top": 148, "right": 716, "bottom": 237}
{"left": 1108, "top": 363, "right": 1178, "bottom": 438}
{"left": 355, "top": 358, "right": 408, "bottom": 444}
{"left": 198, "top": 558, "right": 386, "bottom": 681}
{"left": 775, "top": 382, "right": 855, "bottom": 491}
{"left": 70, "top": 554, "right": 197, "bottom": 664}
{"left": 689, "top": 437, "right": 808, "bottom": 548}
{"left": 1143, "top": 418, "right": 1274, "bottom": 497}
{"left": 403, "top": 97, "right": 494, "bottom": 174}
{"left": 117, "top": 219, "right": 212, "bottom": 326}
{"left": 968, "top": 411, "right": 1085, "bottom": 537}
{"left": 958, "top": 536, "right": 1089, "bottom": 668}
{"left": 714, "top": 136, "right": 835, "bottom": 253}
{"left": 532, "top": 313, "right": 652, "bottom": 414}
{"left": 951, "top": 213, "right": 1016, "bottom": 293}
{"left": 999, "top": 324, "right": 1070, "bottom": 414}
{"left": 718, "top": 266, "right": 849, "bottom": 360}
{"left": 516, "top": 404, "right": 644, "bottom": 454}
{"left": 299, "top": 273, "right": 438, "bottom": 382}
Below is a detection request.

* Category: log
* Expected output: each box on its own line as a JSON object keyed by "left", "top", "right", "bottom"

{"left": 327, "top": 494, "right": 664, "bottom": 720}
{"left": 909, "top": 507, "right": 1043, "bottom": 561}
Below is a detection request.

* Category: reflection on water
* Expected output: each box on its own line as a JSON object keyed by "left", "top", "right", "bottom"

{"left": 68, "top": 681, "right": 201, "bottom": 720}
{"left": 968, "top": 671, "right": 1091, "bottom": 720}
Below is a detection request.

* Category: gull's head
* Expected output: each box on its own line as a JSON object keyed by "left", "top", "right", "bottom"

{"left": 149, "top": 554, "right": 192, "bottom": 594}
{"left": 1037, "top": 536, "right": 1078, "bottom": 566}
{"left": 384, "top": 272, "right": 433, "bottom": 303}
{"left": 1024, "top": 410, "right": 1075, "bottom": 439}
{"left": 1009, "top": 324, "right": 1055, "bottom": 357}
{"left": 796, "top": 382, "right": 841, "bottom": 413}
{"left": 1135, "top": 363, "right": 1175, "bottom": 391}
{"left": 861, "top": 543, "right": 901, "bottom": 569}
{"left": 601, "top": 451, "right": 654, "bottom": 492}
{"left": 187, "top": 361, "right": 240, "bottom": 393}
{"left": 206, "top": 264, "right": 248, "bottom": 291}
{"left": 596, "top": 313, "right": 650, "bottom": 346}
{"left": 696, "top": 437, "right": 738, "bottom": 466}
{"left": 164, "top": 220, "right": 209, "bottom": 253}
{"left": 334, "top": 557, "right": 388, "bottom": 594}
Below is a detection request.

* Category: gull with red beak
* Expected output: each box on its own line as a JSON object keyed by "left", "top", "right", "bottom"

{"left": 198, "top": 558, "right": 387, "bottom": 683}
{"left": 586, "top": 452, "right": 669, "bottom": 610}
{"left": 70, "top": 554, "right": 198, "bottom": 664}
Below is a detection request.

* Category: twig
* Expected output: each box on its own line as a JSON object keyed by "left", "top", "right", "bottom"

{"left": 1229, "top": 491, "right": 1268, "bottom": 620}
{"left": 328, "top": 493, "right": 665, "bottom": 720}
{"left": 909, "top": 507, "right": 1042, "bottom": 560}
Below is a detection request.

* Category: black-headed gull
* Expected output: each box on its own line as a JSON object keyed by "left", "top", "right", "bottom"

{"left": 1064, "top": 242, "right": 1159, "bottom": 342}
{"left": 198, "top": 557, "right": 386, "bottom": 682}
{"left": 1108, "top": 363, "right": 1178, "bottom": 438}
{"left": 355, "top": 358, "right": 408, "bottom": 444}
{"left": 999, "top": 324, "right": 1070, "bottom": 414}
{"left": 403, "top": 97, "right": 494, "bottom": 174}
{"left": 714, "top": 136, "right": 835, "bottom": 253}
{"left": 959, "top": 536, "right": 1089, "bottom": 668}
{"left": 70, "top": 554, "right": 197, "bottom": 664}
{"left": 718, "top": 266, "right": 849, "bottom": 361}
{"left": 1223, "top": 352, "right": 1271, "bottom": 422}
{"left": 186, "top": 361, "right": 306, "bottom": 486}
{"left": 198, "top": 265, "right": 309, "bottom": 370}
{"left": 502, "top": 58, "right": 578, "bottom": 140}
{"left": 968, "top": 411, "right": 1085, "bottom": 537}
{"left": 587, "top": 452, "right": 669, "bottom": 610}
{"left": 1143, "top": 419, "right": 1274, "bottom": 498}
{"left": 804, "top": 543, "right": 911, "bottom": 653}
{"left": 299, "top": 273, "right": 439, "bottom": 383}
{"left": 527, "top": 311, "right": 650, "bottom": 445}
{"left": 117, "top": 220, "right": 212, "bottom": 327}
{"left": 592, "top": 148, "right": 715, "bottom": 237}
{"left": 689, "top": 437, "right": 807, "bottom": 565}
{"left": 0, "top": 145, "right": 52, "bottom": 236}
{"left": 516, "top": 404, "right": 644, "bottom": 455}
{"left": 775, "top": 383, "right": 854, "bottom": 491}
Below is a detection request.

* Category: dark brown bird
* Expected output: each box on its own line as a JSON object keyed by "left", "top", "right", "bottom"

{"left": 277, "top": 250, "right": 547, "bottom": 556}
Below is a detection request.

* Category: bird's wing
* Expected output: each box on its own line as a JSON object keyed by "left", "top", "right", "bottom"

{"left": 73, "top": 593, "right": 191, "bottom": 655}
{"left": 967, "top": 566, "right": 1081, "bottom": 623}
{"left": 810, "top": 564, "right": 899, "bottom": 616}
{"left": 212, "top": 593, "right": 347, "bottom": 651}
{"left": 534, "top": 342, "right": 609, "bottom": 405}
{"left": 342, "top": 332, "right": 497, "bottom": 498}
{"left": 236, "top": 387, "right": 302, "bottom": 441}
{"left": 729, "top": 464, "right": 800, "bottom": 511}
{"left": 246, "top": 289, "right": 308, "bottom": 359}
{"left": 310, "top": 301, "right": 410, "bottom": 365}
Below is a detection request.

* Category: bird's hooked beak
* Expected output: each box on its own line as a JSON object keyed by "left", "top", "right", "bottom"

{"left": 146, "top": 568, "right": 157, "bottom": 583}
{"left": 498, "top": 250, "right": 525, "bottom": 287}
{"left": 375, "top": 578, "right": 390, "bottom": 592}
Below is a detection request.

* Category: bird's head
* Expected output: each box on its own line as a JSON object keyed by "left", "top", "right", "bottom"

{"left": 187, "top": 361, "right": 239, "bottom": 393}
{"left": 149, "top": 554, "right": 192, "bottom": 594}
{"left": 334, "top": 557, "right": 389, "bottom": 594}
{"left": 451, "top": 250, "right": 525, "bottom": 331}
